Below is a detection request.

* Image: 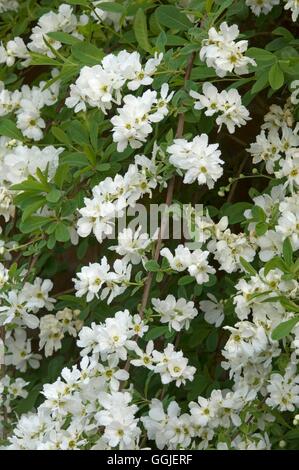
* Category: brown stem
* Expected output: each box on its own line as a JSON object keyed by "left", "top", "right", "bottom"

{"left": 138, "top": 52, "right": 196, "bottom": 319}
{"left": 120, "top": 53, "right": 196, "bottom": 382}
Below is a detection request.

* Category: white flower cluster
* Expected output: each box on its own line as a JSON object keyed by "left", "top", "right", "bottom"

{"left": 248, "top": 122, "right": 299, "bottom": 177}
{"left": 291, "top": 80, "right": 299, "bottom": 105}
{"left": 66, "top": 51, "right": 163, "bottom": 114}
{"left": 0, "top": 4, "right": 87, "bottom": 66}
{"left": 160, "top": 244, "right": 216, "bottom": 284}
{"left": 0, "top": 277, "right": 55, "bottom": 329}
{"left": 6, "top": 310, "right": 147, "bottom": 449}
{"left": 190, "top": 82, "right": 251, "bottom": 134}
{"left": 109, "top": 225, "right": 158, "bottom": 266}
{"left": 77, "top": 153, "right": 160, "bottom": 243}
{"left": 132, "top": 342, "right": 195, "bottom": 387}
{"left": 73, "top": 257, "right": 132, "bottom": 304}
{"left": 39, "top": 308, "right": 83, "bottom": 357}
{"left": 112, "top": 85, "right": 173, "bottom": 152}
{"left": 151, "top": 295, "right": 198, "bottom": 331}
{"left": 0, "top": 137, "right": 63, "bottom": 186}
{"left": 0, "top": 375, "right": 28, "bottom": 423}
{"left": 246, "top": 1, "right": 299, "bottom": 24}
{"left": 0, "top": 73, "right": 60, "bottom": 140}
{"left": 91, "top": 0, "right": 132, "bottom": 31}
{"left": 0, "top": 273, "right": 56, "bottom": 372}
{"left": 284, "top": 0, "right": 299, "bottom": 21}
{"left": 244, "top": 184, "right": 299, "bottom": 260}
{"left": 246, "top": 0, "right": 280, "bottom": 15}
{"left": 200, "top": 22, "right": 256, "bottom": 77}
{"left": 167, "top": 134, "right": 224, "bottom": 188}
{"left": 194, "top": 212, "right": 255, "bottom": 273}
{"left": 142, "top": 390, "right": 270, "bottom": 450}
{"left": 78, "top": 309, "right": 146, "bottom": 362}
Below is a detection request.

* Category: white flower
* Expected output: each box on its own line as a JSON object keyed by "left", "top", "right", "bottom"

{"left": 290, "top": 80, "right": 299, "bottom": 105}
{"left": 276, "top": 151, "right": 299, "bottom": 189}
{"left": 23, "top": 278, "right": 56, "bottom": 312}
{"left": 131, "top": 340, "right": 155, "bottom": 369}
{"left": 199, "top": 294, "right": 224, "bottom": 327}
{"left": 77, "top": 309, "right": 139, "bottom": 362}
{"left": 256, "top": 230, "right": 283, "bottom": 262}
{"left": 200, "top": 22, "right": 256, "bottom": 77}
{"left": 266, "top": 361, "right": 299, "bottom": 411}
{"left": 0, "top": 187, "right": 15, "bottom": 222}
{"left": 0, "top": 37, "right": 29, "bottom": 67}
{"left": 28, "top": 4, "right": 86, "bottom": 57}
{"left": 190, "top": 83, "right": 250, "bottom": 134}
{"left": 284, "top": 0, "right": 299, "bottom": 21}
{"left": 246, "top": 0, "right": 279, "bottom": 16}
{"left": 16, "top": 102, "right": 45, "bottom": 141}
{"left": 5, "top": 329, "right": 42, "bottom": 372}
{"left": 0, "top": 290, "right": 39, "bottom": 329}
{"left": 247, "top": 129, "right": 282, "bottom": 174}
{"left": 95, "top": 391, "right": 141, "bottom": 449}
{"left": 187, "top": 249, "right": 216, "bottom": 284}
{"left": 73, "top": 258, "right": 110, "bottom": 302}
{"left": 111, "top": 90, "right": 156, "bottom": 152}
{"left": 189, "top": 396, "right": 216, "bottom": 427}
{"left": 109, "top": 225, "right": 156, "bottom": 265}
{"left": 167, "top": 134, "right": 223, "bottom": 188}
{"left": 152, "top": 343, "right": 196, "bottom": 387}
{"left": 152, "top": 295, "right": 198, "bottom": 331}
{"left": 39, "top": 315, "right": 64, "bottom": 357}
{"left": 160, "top": 244, "right": 192, "bottom": 272}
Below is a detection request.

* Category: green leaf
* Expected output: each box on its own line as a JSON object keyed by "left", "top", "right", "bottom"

{"left": 15, "top": 386, "right": 41, "bottom": 415}
{"left": 71, "top": 43, "right": 104, "bottom": 65}
{"left": 283, "top": 238, "right": 293, "bottom": 265}
{"left": 255, "top": 221, "right": 268, "bottom": 236}
{"left": 272, "top": 317, "right": 299, "bottom": 341}
{"left": 46, "top": 188, "right": 62, "bottom": 203}
{"left": 47, "top": 31, "right": 81, "bottom": 46}
{"left": 19, "top": 216, "right": 52, "bottom": 233}
{"left": 97, "top": 2, "right": 125, "bottom": 13}
{"left": 21, "top": 199, "right": 45, "bottom": 222}
{"left": 268, "top": 63, "right": 284, "bottom": 90}
{"left": 134, "top": 9, "right": 152, "bottom": 53}
{"left": 59, "top": 64, "right": 80, "bottom": 85}
{"left": 30, "top": 53, "right": 61, "bottom": 66}
{"left": 0, "top": 118, "right": 23, "bottom": 140}
{"left": 51, "top": 126, "right": 71, "bottom": 146}
{"left": 178, "top": 275, "right": 195, "bottom": 286}
{"left": 144, "top": 260, "right": 160, "bottom": 272}
{"left": 264, "top": 256, "right": 289, "bottom": 276}
{"left": 156, "top": 5, "right": 192, "bottom": 31}
{"left": 251, "top": 73, "right": 269, "bottom": 95}
{"left": 48, "top": 355, "right": 65, "bottom": 381}
{"left": 55, "top": 222, "right": 70, "bottom": 242}
{"left": 145, "top": 326, "right": 169, "bottom": 341}
{"left": 279, "top": 298, "right": 299, "bottom": 314}
{"left": 239, "top": 257, "right": 257, "bottom": 276}
{"left": 11, "top": 178, "right": 46, "bottom": 192}
{"left": 61, "top": 152, "right": 89, "bottom": 168}
{"left": 67, "top": 120, "right": 89, "bottom": 146}
{"left": 222, "top": 202, "right": 252, "bottom": 224}
{"left": 247, "top": 47, "right": 275, "bottom": 65}
{"left": 67, "top": 0, "right": 88, "bottom": 4}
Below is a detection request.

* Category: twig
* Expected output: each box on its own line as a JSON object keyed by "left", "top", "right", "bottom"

{"left": 138, "top": 52, "right": 196, "bottom": 319}
{"left": 120, "top": 52, "right": 196, "bottom": 382}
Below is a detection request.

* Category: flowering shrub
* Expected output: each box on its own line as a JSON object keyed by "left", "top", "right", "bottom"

{"left": 1, "top": 0, "right": 299, "bottom": 451}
